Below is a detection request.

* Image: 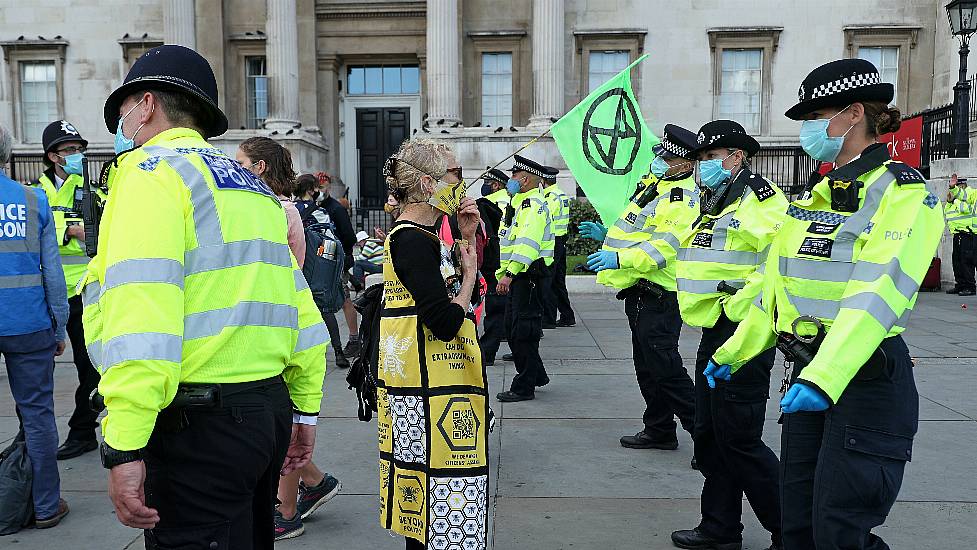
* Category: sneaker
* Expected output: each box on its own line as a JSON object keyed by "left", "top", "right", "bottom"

{"left": 961, "top": 289, "right": 976, "bottom": 296}
{"left": 35, "top": 498, "right": 69, "bottom": 529}
{"left": 274, "top": 509, "right": 305, "bottom": 541}
{"left": 343, "top": 338, "right": 362, "bottom": 359}
{"left": 555, "top": 318, "right": 576, "bottom": 327}
{"left": 297, "top": 474, "right": 342, "bottom": 520}
{"left": 334, "top": 350, "right": 350, "bottom": 369}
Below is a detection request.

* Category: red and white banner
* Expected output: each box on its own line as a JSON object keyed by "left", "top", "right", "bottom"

{"left": 879, "top": 115, "right": 923, "bottom": 168}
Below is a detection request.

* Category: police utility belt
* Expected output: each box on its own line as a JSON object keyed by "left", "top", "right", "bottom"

{"left": 776, "top": 316, "right": 889, "bottom": 394}
{"left": 90, "top": 376, "right": 283, "bottom": 413}
{"left": 616, "top": 279, "right": 666, "bottom": 302}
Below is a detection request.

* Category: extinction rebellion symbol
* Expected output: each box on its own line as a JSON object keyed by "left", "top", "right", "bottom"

{"left": 581, "top": 87, "right": 642, "bottom": 175}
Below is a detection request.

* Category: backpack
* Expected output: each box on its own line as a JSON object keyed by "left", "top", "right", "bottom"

{"left": 346, "top": 282, "right": 384, "bottom": 421}
{"left": 0, "top": 430, "right": 34, "bottom": 535}
{"left": 300, "top": 205, "right": 346, "bottom": 314}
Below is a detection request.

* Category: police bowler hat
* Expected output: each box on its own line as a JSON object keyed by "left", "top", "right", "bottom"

{"left": 103, "top": 45, "right": 228, "bottom": 138}
{"left": 786, "top": 58, "right": 894, "bottom": 120}
{"left": 693, "top": 120, "right": 761, "bottom": 158}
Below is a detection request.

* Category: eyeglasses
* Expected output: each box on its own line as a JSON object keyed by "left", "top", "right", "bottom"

{"left": 57, "top": 146, "right": 86, "bottom": 155}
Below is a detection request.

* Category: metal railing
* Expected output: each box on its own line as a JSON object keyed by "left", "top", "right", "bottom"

{"left": 352, "top": 202, "right": 394, "bottom": 234}
{"left": 970, "top": 74, "right": 977, "bottom": 123}
{"left": 917, "top": 104, "right": 954, "bottom": 178}
{"left": 753, "top": 146, "right": 822, "bottom": 199}
{"left": 9, "top": 152, "right": 116, "bottom": 184}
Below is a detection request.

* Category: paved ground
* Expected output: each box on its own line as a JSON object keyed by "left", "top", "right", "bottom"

{"left": 1, "top": 290, "right": 976, "bottom": 549}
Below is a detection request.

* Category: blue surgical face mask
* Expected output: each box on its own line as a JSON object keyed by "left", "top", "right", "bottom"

{"left": 506, "top": 178, "right": 522, "bottom": 195}
{"left": 698, "top": 152, "right": 735, "bottom": 191}
{"left": 799, "top": 105, "right": 855, "bottom": 162}
{"left": 650, "top": 156, "right": 671, "bottom": 179}
{"left": 114, "top": 99, "right": 149, "bottom": 155}
{"left": 61, "top": 153, "right": 85, "bottom": 176}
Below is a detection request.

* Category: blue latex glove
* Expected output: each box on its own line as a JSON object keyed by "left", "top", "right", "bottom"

{"left": 578, "top": 221, "right": 608, "bottom": 241}
{"left": 780, "top": 383, "right": 830, "bottom": 413}
{"left": 703, "top": 359, "right": 731, "bottom": 389}
{"left": 586, "top": 250, "right": 618, "bottom": 272}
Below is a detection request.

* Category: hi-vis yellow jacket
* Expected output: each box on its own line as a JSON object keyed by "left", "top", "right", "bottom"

{"left": 29, "top": 170, "right": 106, "bottom": 294}
{"left": 676, "top": 168, "right": 787, "bottom": 327}
{"left": 944, "top": 185, "right": 976, "bottom": 233}
{"left": 597, "top": 173, "right": 699, "bottom": 291}
{"left": 80, "top": 127, "right": 328, "bottom": 451}
{"left": 543, "top": 183, "right": 571, "bottom": 237}
{"left": 714, "top": 145, "right": 945, "bottom": 403}
{"left": 496, "top": 187, "right": 554, "bottom": 279}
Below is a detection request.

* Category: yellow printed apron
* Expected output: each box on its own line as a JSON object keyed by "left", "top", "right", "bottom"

{"left": 378, "top": 223, "right": 489, "bottom": 549}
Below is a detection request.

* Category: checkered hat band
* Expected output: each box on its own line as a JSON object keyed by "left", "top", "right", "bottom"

{"left": 513, "top": 161, "right": 545, "bottom": 178}
{"left": 661, "top": 139, "right": 690, "bottom": 158}
{"left": 808, "top": 73, "right": 882, "bottom": 100}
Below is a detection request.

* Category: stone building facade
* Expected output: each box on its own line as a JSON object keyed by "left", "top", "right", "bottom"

{"left": 0, "top": 0, "right": 967, "bottom": 205}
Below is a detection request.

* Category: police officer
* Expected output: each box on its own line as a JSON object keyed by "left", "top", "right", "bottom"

{"left": 86, "top": 45, "right": 328, "bottom": 549}
{"left": 671, "top": 120, "right": 787, "bottom": 550}
{"left": 0, "top": 123, "right": 71, "bottom": 528}
{"left": 581, "top": 125, "right": 700, "bottom": 452}
{"left": 945, "top": 174, "right": 976, "bottom": 295}
{"left": 496, "top": 155, "right": 554, "bottom": 402}
{"left": 541, "top": 166, "right": 576, "bottom": 327}
{"left": 478, "top": 168, "right": 510, "bottom": 366}
{"left": 29, "top": 120, "right": 103, "bottom": 460}
{"left": 711, "top": 58, "right": 944, "bottom": 550}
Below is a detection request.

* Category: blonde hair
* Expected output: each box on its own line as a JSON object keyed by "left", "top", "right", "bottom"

{"left": 384, "top": 139, "right": 453, "bottom": 202}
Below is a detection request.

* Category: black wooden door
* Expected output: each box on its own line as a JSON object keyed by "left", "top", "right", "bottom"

{"left": 356, "top": 107, "right": 409, "bottom": 206}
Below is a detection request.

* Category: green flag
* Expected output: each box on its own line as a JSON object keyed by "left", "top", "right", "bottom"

{"left": 551, "top": 54, "right": 658, "bottom": 225}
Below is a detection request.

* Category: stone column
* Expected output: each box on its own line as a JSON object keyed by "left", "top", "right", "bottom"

{"left": 265, "top": 0, "right": 301, "bottom": 130}
{"left": 163, "top": 0, "right": 196, "bottom": 49}
{"left": 425, "top": 0, "right": 462, "bottom": 126}
{"left": 528, "top": 0, "right": 565, "bottom": 129}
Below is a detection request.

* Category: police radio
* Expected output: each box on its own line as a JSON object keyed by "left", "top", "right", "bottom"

{"left": 81, "top": 159, "right": 103, "bottom": 257}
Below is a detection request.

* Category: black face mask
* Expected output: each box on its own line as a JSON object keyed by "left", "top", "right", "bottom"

{"left": 481, "top": 183, "right": 494, "bottom": 196}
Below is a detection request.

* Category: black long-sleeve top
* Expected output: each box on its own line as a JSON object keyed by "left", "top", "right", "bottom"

{"left": 390, "top": 221, "right": 465, "bottom": 342}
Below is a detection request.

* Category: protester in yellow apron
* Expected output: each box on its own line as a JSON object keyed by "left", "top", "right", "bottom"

{"left": 376, "top": 138, "right": 489, "bottom": 550}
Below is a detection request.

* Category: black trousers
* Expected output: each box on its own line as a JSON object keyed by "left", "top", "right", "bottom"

{"left": 693, "top": 313, "right": 781, "bottom": 545}
{"left": 480, "top": 291, "right": 507, "bottom": 363}
{"left": 508, "top": 276, "right": 546, "bottom": 396}
{"left": 143, "top": 379, "right": 292, "bottom": 550}
{"left": 543, "top": 236, "right": 574, "bottom": 324}
{"left": 539, "top": 266, "right": 556, "bottom": 326}
{"left": 781, "top": 335, "right": 917, "bottom": 550}
{"left": 624, "top": 292, "right": 695, "bottom": 439}
{"left": 951, "top": 231, "right": 976, "bottom": 292}
{"left": 66, "top": 294, "right": 99, "bottom": 441}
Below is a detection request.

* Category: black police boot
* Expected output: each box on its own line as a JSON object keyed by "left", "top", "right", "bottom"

{"left": 960, "top": 289, "right": 976, "bottom": 296}
{"left": 496, "top": 391, "right": 534, "bottom": 402}
{"left": 57, "top": 439, "right": 98, "bottom": 460}
{"left": 620, "top": 431, "right": 679, "bottom": 450}
{"left": 670, "top": 528, "right": 742, "bottom": 550}
{"left": 555, "top": 317, "right": 576, "bottom": 327}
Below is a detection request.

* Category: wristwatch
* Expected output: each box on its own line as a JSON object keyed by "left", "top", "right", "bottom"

{"left": 504, "top": 271, "right": 515, "bottom": 279}
{"left": 100, "top": 441, "right": 143, "bottom": 469}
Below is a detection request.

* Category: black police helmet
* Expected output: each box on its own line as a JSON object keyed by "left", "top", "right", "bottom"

{"left": 42, "top": 120, "right": 87, "bottom": 154}
{"left": 103, "top": 45, "right": 228, "bottom": 138}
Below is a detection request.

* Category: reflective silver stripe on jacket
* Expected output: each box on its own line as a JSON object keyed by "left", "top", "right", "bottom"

{"left": 637, "top": 241, "right": 667, "bottom": 269}
{"left": 184, "top": 239, "right": 293, "bottom": 275}
{"left": 295, "top": 269, "right": 309, "bottom": 292}
{"left": 676, "top": 278, "right": 745, "bottom": 295}
{"left": 24, "top": 186, "right": 41, "bottom": 254}
{"left": 102, "top": 332, "right": 183, "bottom": 369}
{"left": 103, "top": 258, "right": 184, "bottom": 293}
{"left": 780, "top": 257, "right": 853, "bottom": 283}
{"left": 142, "top": 145, "right": 224, "bottom": 246}
{"left": 784, "top": 291, "right": 911, "bottom": 330}
{"left": 0, "top": 273, "right": 43, "bottom": 289}
{"left": 87, "top": 339, "right": 103, "bottom": 370}
{"left": 679, "top": 248, "right": 758, "bottom": 266}
{"left": 849, "top": 258, "right": 920, "bottom": 301}
{"left": 294, "top": 322, "right": 328, "bottom": 354}
{"left": 60, "top": 255, "right": 91, "bottom": 265}
{"left": 651, "top": 232, "right": 681, "bottom": 250}
{"left": 184, "top": 301, "right": 299, "bottom": 340}
{"left": 81, "top": 279, "right": 101, "bottom": 307}
{"left": 830, "top": 171, "right": 896, "bottom": 262}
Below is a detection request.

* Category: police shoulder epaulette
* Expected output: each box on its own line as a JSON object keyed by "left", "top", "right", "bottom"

{"left": 670, "top": 187, "right": 684, "bottom": 202}
{"left": 887, "top": 162, "right": 925, "bottom": 185}
{"left": 521, "top": 198, "right": 532, "bottom": 209}
{"left": 745, "top": 172, "right": 777, "bottom": 202}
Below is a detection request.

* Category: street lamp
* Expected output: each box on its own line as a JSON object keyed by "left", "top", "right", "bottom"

{"left": 947, "top": 0, "right": 977, "bottom": 158}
